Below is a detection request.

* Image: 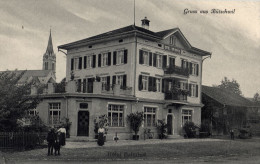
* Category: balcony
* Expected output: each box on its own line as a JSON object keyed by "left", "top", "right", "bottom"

{"left": 31, "top": 81, "right": 133, "bottom": 97}
{"left": 164, "top": 88, "right": 188, "bottom": 101}
{"left": 164, "top": 65, "right": 189, "bottom": 77}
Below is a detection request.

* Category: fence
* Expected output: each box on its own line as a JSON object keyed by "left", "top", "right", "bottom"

{"left": 0, "top": 132, "right": 47, "bottom": 151}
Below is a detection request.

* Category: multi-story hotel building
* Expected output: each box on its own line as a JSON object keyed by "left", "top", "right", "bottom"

{"left": 36, "top": 17, "right": 211, "bottom": 140}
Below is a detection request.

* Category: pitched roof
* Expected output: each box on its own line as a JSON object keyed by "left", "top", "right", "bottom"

{"left": 45, "top": 30, "right": 55, "bottom": 56}
{"left": 58, "top": 25, "right": 211, "bottom": 56}
{"left": 0, "top": 70, "right": 52, "bottom": 83}
{"left": 202, "top": 85, "right": 256, "bottom": 107}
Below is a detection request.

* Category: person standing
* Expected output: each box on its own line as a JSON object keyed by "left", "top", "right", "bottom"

{"left": 57, "top": 126, "right": 66, "bottom": 146}
{"left": 47, "top": 128, "right": 56, "bottom": 156}
{"left": 97, "top": 127, "right": 105, "bottom": 146}
{"left": 230, "top": 129, "right": 234, "bottom": 140}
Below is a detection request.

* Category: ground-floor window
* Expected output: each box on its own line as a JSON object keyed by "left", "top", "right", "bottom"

{"left": 108, "top": 104, "right": 124, "bottom": 127}
{"left": 182, "top": 109, "right": 192, "bottom": 126}
{"left": 144, "top": 106, "right": 156, "bottom": 127}
{"left": 49, "top": 103, "right": 61, "bottom": 125}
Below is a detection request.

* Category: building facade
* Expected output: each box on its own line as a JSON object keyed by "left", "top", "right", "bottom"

{"left": 36, "top": 18, "right": 211, "bottom": 140}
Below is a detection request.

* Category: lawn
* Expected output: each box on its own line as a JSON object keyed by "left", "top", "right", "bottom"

{"left": 2, "top": 138, "right": 260, "bottom": 163}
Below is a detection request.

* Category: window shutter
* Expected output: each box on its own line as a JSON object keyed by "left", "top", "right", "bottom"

{"left": 108, "top": 52, "right": 111, "bottom": 66}
{"left": 162, "top": 79, "right": 165, "bottom": 93}
{"left": 113, "top": 51, "right": 117, "bottom": 65}
{"left": 92, "top": 55, "right": 96, "bottom": 68}
{"left": 148, "top": 76, "right": 153, "bottom": 91}
{"left": 181, "top": 59, "right": 184, "bottom": 68}
{"left": 189, "top": 63, "right": 192, "bottom": 74}
{"left": 98, "top": 54, "right": 101, "bottom": 67}
{"left": 188, "top": 84, "right": 192, "bottom": 96}
{"left": 84, "top": 56, "right": 87, "bottom": 69}
{"left": 79, "top": 57, "right": 82, "bottom": 69}
{"left": 83, "top": 79, "right": 86, "bottom": 93}
{"left": 149, "top": 52, "right": 153, "bottom": 66}
{"left": 196, "top": 85, "right": 198, "bottom": 97}
{"left": 162, "top": 55, "right": 167, "bottom": 68}
{"left": 153, "top": 77, "right": 157, "bottom": 92}
{"left": 139, "top": 50, "right": 143, "bottom": 64}
{"left": 123, "top": 75, "right": 127, "bottom": 89}
{"left": 77, "top": 79, "right": 82, "bottom": 92}
{"left": 153, "top": 53, "right": 157, "bottom": 67}
{"left": 196, "top": 64, "right": 199, "bottom": 76}
{"left": 124, "top": 50, "right": 128, "bottom": 64}
{"left": 186, "top": 62, "right": 189, "bottom": 69}
{"left": 107, "top": 76, "right": 110, "bottom": 91}
{"left": 138, "top": 75, "right": 143, "bottom": 91}
{"left": 112, "top": 75, "right": 116, "bottom": 86}
{"left": 185, "top": 82, "right": 188, "bottom": 90}
{"left": 71, "top": 58, "right": 74, "bottom": 70}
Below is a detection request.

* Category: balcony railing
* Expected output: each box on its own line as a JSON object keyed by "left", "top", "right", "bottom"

{"left": 164, "top": 89, "right": 188, "bottom": 101}
{"left": 164, "top": 65, "right": 189, "bottom": 77}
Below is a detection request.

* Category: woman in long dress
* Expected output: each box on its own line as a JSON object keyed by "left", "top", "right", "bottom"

{"left": 97, "top": 127, "right": 105, "bottom": 146}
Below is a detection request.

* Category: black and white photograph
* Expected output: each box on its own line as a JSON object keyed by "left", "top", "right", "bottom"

{"left": 0, "top": 0, "right": 260, "bottom": 163}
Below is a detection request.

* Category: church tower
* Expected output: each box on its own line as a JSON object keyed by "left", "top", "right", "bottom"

{"left": 43, "top": 30, "right": 56, "bottom": 76}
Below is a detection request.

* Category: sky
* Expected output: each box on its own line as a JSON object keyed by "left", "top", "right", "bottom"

{"left": 0, "top": 0, "right": 259, "bottom": 98}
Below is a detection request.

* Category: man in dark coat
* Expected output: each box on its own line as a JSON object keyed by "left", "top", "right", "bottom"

{"left": 47, "top": 128, "right": 56, "bottom": 156}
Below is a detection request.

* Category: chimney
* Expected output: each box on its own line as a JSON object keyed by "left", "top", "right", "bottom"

{"left": 141, "top": 17, "right": 150, "bottom": 30}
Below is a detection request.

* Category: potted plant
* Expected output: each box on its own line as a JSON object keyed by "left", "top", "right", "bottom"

{"left": 127, "top": 112, "right": 144, "bottom": 140}
{"left": 156, "top": 119, "right": 168, "bottom": 139}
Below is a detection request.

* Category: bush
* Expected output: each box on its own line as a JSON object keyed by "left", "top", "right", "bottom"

{"left": 238, "top": 128, "right": 252, "bottom": 139}
{"left": 183, "top": 121, "right": 198, "bottom": 138}
{"left": 156, "top": 119, "right": 168, "bottom": 139}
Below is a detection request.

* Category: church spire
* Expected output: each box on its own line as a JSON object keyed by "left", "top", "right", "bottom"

{"left": 46, "top": 29, "right": 54, "bottom": 55}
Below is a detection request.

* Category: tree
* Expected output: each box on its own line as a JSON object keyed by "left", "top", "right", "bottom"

{"left": 55, "top": 78, "right": 66, "bottom": 93}
{"left": 253, "top": 93, "right": 259, "bottom": 102}
{"left": 0, "top": 71, "right": 41, "bottom": 131}
{"left": 218, "top": 77, "right": 242, "bottom": 95}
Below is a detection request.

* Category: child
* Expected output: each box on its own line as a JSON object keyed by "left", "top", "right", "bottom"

{"left": 54, "top": 133, "right": 61, "bottom": 156}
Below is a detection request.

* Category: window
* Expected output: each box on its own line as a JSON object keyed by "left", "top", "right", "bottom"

{"left": 191, "top": 63, "right": 199, "bottom": 76}
{"left": 156, "top": 78, "right": 161, "bottom": 92}
{"left": 45, "top": 62, "right": 48, "bottom": 70}
{"left": 101, "top": 76, "right": 107, "bottom": 90}
{"left": 182, "top": 60, "right": 188, "bottom": 69}
{"left": 144, "top": 107, "right": 156, "bottom": 127}
{"left": 117, "top": 50, "right": 124, "bottom": 65}
{"left": 170, "top": 36, "right": 176, "bottom": 45}
{"left": 117, "top": 75, "right": 124, "bottom": 87}
{"left": 87, "top": 55, "right": 92, "bottom": 68}
{"left": 143, "top": 51, "right": 149, "bottom": 65}
{"left": 52, "top": 63, "right": 55, "bottom": 71}
{"left": 180, "top": 82, "right": 188, "bottom": 90}
{"left": 182, "top": 109, "right": 192, "bottom": 126}
{"left": 108, "top": 104, "right": 124, "bottom": 127}
{"left": 80, "top": 103, "right": 88, "bottom": 109}
{"left": 142, "top": 75, "right": 148, "bottom": 91}
{"left": 190, "top": 84, "right": 198, "bottom": 97}
{"left": 49, "top": 103, "right": 61, "bottom": 125}
{"left": 74, "top": 58, "right": 79, "bottom": 70}
{"left": 101, "top": 53, "right": 108, "bottom": 67}
{"left": 156, "top": 55, "right": 162, "bottom": 68}
{"left": 28, "top": 108, "right": 38, "bottom": 116}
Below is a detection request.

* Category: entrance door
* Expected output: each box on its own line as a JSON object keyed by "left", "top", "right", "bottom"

{"left": 77, "top": 111, "right": 89, "bottom": 136}
{"left": 167, "top": 115, "right": 173, "bottom": 135}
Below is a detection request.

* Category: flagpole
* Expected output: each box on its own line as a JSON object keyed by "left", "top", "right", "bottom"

{"left": 134, "top": 0, "right": 135, "bottom": 26}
